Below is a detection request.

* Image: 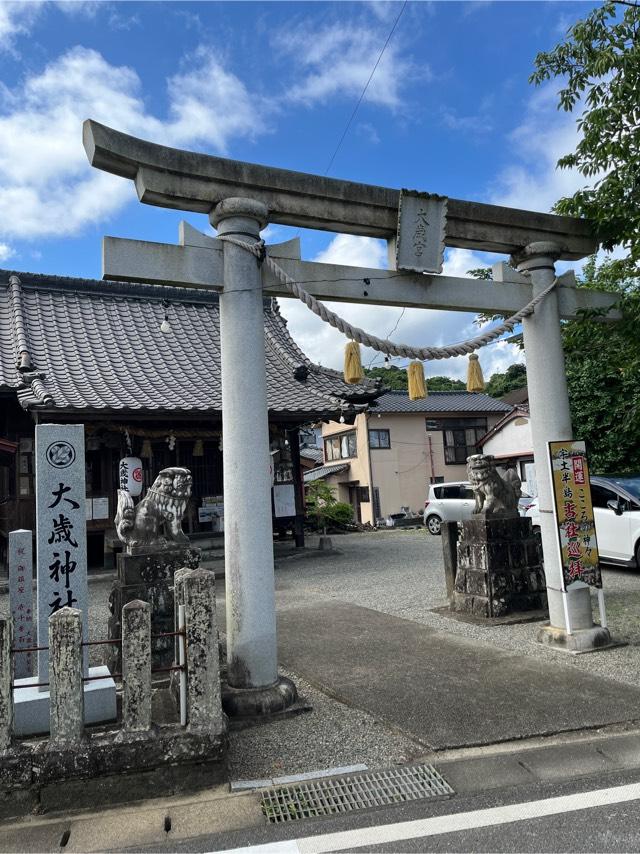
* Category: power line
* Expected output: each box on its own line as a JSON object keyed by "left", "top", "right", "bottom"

{"left": 367, "top": 306, "right": 406, "bottom": 368}
{"left": 324, "top": 1, "right": 408, "bottom": 176}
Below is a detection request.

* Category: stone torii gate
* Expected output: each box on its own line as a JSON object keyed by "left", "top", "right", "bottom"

{"left": 84, "top": 120, "right": 619, "bottom": 715}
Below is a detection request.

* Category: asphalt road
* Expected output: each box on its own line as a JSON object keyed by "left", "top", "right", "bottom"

{"left": 118, "top": 768, "right": 640, "bottom": 853}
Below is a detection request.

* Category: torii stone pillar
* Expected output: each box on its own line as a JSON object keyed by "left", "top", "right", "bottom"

{"left": 211, "top": 198, "right": 297, "bottom": 716}
{"left": 514, "top": 242, "right": 610, "bottom": 651}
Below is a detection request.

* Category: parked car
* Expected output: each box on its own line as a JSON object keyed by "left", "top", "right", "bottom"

{"left": 525, "top": 475, "right": 640, "bottom": 568}
{"left": 423, "top": 482, "right": 475, "bottom": 535}
{"left": 423, "top": 481, "right": 534, "bottom": 534}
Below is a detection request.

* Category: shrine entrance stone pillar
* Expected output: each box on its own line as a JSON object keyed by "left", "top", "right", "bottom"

{"left": 514, "top": 241, "right": 610, "bottom": 652}
{"left": 211, "top": 197, "right": 297, "bottom": 716}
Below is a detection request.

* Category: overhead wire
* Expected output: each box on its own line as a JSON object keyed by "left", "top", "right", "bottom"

{"left": 324, "top": 1, "right": 408, "bottom": 176}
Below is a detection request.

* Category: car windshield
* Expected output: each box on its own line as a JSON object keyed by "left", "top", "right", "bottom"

{"left": 607, "top": 476, "right": 640, "bottom": 502}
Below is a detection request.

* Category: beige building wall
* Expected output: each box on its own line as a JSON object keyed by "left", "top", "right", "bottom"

{"left": 321, "top": 410, "right": 503, "bottom": 522}
{"left": 321, "top": 414, "right": 375, "bottom": 524}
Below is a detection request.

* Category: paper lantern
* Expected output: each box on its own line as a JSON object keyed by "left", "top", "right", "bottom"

{"left": 119, "top": 456, "right": 144, "bottom": 497}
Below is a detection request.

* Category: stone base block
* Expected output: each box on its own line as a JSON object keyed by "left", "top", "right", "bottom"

{"left": 222, "top": 675, "right": 298, "bottom": 719}
{"left": 14, "top": 666, "right": 117, "bottom": 736}
{"left": 452, "top": 515, "right": 546, "bottom": 619}
{"left": 108, "top": 547, "right": 201, "bottom": 671}
{"left": 537, "top": 624, "right": 614, "bottom": 654}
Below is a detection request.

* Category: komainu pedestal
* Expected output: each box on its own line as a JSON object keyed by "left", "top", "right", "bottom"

{"left": 453, "top": 516, "right": 546, "bottom": 618}
{"left": 108, "top": 466, "right": 200, "bottom": 671}
{"left": 107, "top": 547, "right": 201, "bottom": 672}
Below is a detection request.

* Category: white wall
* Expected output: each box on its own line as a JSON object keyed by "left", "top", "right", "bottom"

{"left": 483, "top": 416, "right": 532, "bottom": 457}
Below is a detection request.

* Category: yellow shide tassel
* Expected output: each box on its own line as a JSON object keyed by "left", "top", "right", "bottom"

{"left": 467, "top": 353, "right": 485, "bottom": 392}
{"left": 344, "top": 341, "right": 364, "bottom": 384}
{"left": 407, "top": 361, "right": 427, "bottom": 400}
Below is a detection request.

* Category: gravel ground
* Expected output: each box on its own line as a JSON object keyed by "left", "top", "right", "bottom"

{"left": 227, "top": 668, "right": 426, "bottom": 783}
{"left": 5, "top": 531, "right": 640, "bottom": 783}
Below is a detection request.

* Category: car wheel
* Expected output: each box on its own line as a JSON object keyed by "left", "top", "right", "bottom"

{"left": 636, "top": 540, "right": 640, "bottom": 571}
{"left": 426, "top": 515, "right": 442, "bottom": 536}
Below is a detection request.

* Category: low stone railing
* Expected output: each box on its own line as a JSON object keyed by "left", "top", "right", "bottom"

{"left": 0, "top": 567, "right": 226, "bottom": 818}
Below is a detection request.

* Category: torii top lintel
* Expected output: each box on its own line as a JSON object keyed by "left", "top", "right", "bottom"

{"left": 83, "top": 120, "right": 596, "bottom": 261}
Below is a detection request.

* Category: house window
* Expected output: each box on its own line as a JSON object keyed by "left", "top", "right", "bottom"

{"left": 425, "top": 418, "right": 487, "bottom": 465}
{"left": 324, "top": 431, "right": 357, "bottom": 461}
{"left": 357, "top": 486, "right": 370, "bottom": 503}
{"left": 369, "top": 429, "right": 390, "bottom": 449}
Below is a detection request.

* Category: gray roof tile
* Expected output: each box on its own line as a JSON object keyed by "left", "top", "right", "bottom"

{"left": 371, "top": 390, "right": 512, "bottom": 414}
{"left": 304, "top": 462, "right": 350, "bottom": 482}
{"left": 0, "top": 270, "right": 377, "bottom": 418}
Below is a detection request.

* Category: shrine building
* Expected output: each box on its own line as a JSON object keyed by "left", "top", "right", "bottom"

{"left": 0, "top": 269, "right": 378, "bottom": 571}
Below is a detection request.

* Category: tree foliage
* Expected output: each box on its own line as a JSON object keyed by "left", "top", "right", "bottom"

{"left": 531, "top": 1, "right": 640, "bottom": 270}
{"left": 363, "top": 366, "right": 465, "bottom": 392}
{"left": 304, "top": 480, "right": 354, "bottom": 531}
{"left": 484, "top": 363, "right": 527, "bottom": 399}
{"left": 529, "top": 2, "right": 640, "bottom": 472}
{"left": 563, "top": 256, "right": 640, "bottom": 474}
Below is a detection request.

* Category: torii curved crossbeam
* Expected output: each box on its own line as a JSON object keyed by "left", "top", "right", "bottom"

{"left": 83, "top": 119, "right": 595, "bottom": 259}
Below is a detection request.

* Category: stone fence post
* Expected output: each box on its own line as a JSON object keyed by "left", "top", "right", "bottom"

{"left": 0, "top": 619, "right": 13, "bottom": 751}
{"left": 441, "top": 521, "right": 459, "bottom": 604}
{"left": 183, "top": 569, "right": 223, "bottom": 734}
{"left": 173, "top": 567, "right": 190, "bottom": 671}
{"left": 122, "top": 600, "right": 151, "bottom": 733}
{"left": 49, "top": 607, "right": 84, "bottom": 746}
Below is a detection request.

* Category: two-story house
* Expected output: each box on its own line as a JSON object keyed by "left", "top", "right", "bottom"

{"left": 310, "top": 390, "right": 512, "bottom": 523}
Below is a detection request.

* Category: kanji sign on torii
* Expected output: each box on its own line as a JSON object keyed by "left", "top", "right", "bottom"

{"left": 84, "top": 120, "right": 617, "bottom": 714}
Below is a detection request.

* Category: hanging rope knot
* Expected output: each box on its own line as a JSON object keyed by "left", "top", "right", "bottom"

{"left": 256, "top": 239, "right": 267, "bottom": 267}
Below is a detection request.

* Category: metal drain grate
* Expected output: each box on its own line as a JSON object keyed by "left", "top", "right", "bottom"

{"left": 261, "top": 764, "right": 454, "bottom": 823}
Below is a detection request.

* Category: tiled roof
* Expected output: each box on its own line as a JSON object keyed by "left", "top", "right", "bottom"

{"left": 300, "top": 447, "right": 323, "bottom": 464}
{"left": 371, "top": 390, "right": 513, "bottom": 414}
{"left": 303, "top": 462, "right": 350, "bottom": 483}
{"left": 501, "top": 386, "right": 529, "bottom": 406}
{"left": 0, "top": 270, "right": 378, "bottom": 418}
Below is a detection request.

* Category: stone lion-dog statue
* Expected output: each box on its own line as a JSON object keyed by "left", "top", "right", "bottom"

{"left": 467, "top": 454, "right": 519, "bottom": 517}
{"left": 115, "top": 467, "right": 193, "bottom": 552}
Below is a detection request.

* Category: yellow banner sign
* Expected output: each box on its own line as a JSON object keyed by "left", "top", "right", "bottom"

{"left": 549, "top": 440, "right": 601, "bottom": 589}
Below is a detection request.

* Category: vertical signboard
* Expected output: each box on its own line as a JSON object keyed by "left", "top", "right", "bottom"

{"left": 396, "top": 190, "right": 447, "bottom": 274}
{"left": 8, "top": 529, "right": 34, "bottom": 679}
{"left": 36, "top": 424, "right": 88, "bottom": 683}
{"left": 548, "top": 440, "right": 602, "bottom": 590}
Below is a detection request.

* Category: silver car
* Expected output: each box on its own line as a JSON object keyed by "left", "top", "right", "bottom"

{"left": 423, "top": 482, "right": 475, "bottom": 535}
{"left": 424, "top": 482, "right": 533, "bottom": 534}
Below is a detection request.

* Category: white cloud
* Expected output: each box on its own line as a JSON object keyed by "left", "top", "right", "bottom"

{"left": 489, "top": 83, "right": 586, "bottom": 213}
{"left": 279, "top": 237, "right": 521, "bottom": 379}
{"left": 0, "top": 46, "right": 265, "bottom": 240}
{"left": 272, "top": 20, "right": 423, "bottom": 110}
{"left": 0, "top": 1, "right": 43, "bottom": 53}
{"left": 0, "top": 242, "right": 13, "bottom": 263}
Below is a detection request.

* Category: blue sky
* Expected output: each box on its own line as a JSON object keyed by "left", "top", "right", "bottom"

{"left": 0, "top": 0, "right": 598, "bottom": 377}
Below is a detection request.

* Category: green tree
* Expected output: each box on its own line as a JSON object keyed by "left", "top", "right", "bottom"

{"left": 529, "top": 1, "right": 640, "bottom": 472}
{"left": 484, "top": 363, "right": 528, "bottom": 398}
{"left": 531, "top": 1, "right": 640, "bottom": 272}
{"left": 563, "top": 256, "right": 640, "bottom": 474}
{"left": 364, "top": 366, "right": 465, "bottom": 392}
{"left": 305, "top": 480, "right": 354, "bottom": 532}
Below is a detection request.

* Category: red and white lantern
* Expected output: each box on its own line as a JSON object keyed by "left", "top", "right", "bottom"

{"left": 119, "top": 456, "right": 144, "bottom": 497}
